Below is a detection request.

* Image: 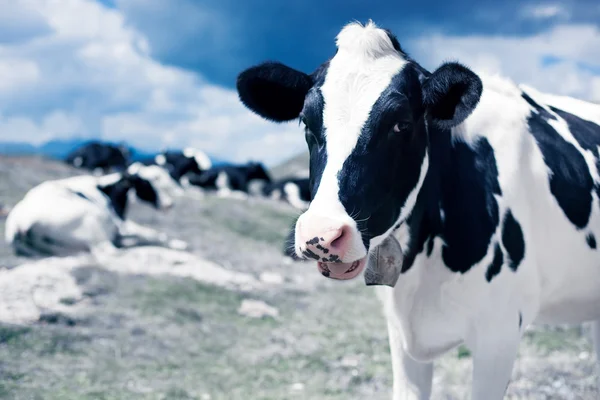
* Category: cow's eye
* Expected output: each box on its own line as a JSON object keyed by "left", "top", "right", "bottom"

{"left": 393, "top": 122, "right": 410, "bottom": 133}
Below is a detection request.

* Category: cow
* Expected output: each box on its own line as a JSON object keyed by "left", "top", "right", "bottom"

{"left": 185, "top": 161, "right": 272, "bottom": 199}
{"left": 235, "top": 20, "right": 600, "bottom": 399}
{"left": 64, "top": 141, "right": 130, "bottom": 174}
{"left": 138, "top": 147, "right": 213, "bottom": 184}
{"left": 5, "top": 163, "right": 188, "bottom": 258}
{"left": 261, "top": 177, "right": 310, "bottom": 210}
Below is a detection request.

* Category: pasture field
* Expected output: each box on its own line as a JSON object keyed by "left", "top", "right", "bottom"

{"left": 0, "top": 155, "right": 597, "bottom": 399}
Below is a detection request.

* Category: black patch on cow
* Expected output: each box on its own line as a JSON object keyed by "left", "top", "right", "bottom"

{"left": 316, "top": 244, "right": 329, "bottom": 254}
{"left": 521, "top": 93, "right": 557, "bottom": 121}
{"left": 519, "top": 312, "right": 523, "bottom": 329}
{"left": 550, "top": 106, "right": 600, "bottom": 209}
{"left": 501, "top": 210, "right": 525, "bottom": 272}
{"left": 306, "top": 237, "right": 320, "bottom": 246}
{"left": 303, "top": 88, "right": 327, "bottom": 198}
{"left": 65, "top": 141, "right": 129, "bottom": 173}
{"left": 98, "top": 178, "right": 133, "bottom": 220}
{"left": 132, "top": 176, "right": 159, "bottom": 209}
{"left": 236, "top": 61, "right": 313, "bottom": 122}
{"left": 587, "top": 233, "right": 597, "bottom": 249}
{"left": 302, "top": 249, "right": 320, "bottom": 260}
{"left": 98, "top": 174, "right": 159, "bottom": 219}
{"left": 440, "top": 138, "right": 502, "bottom": 273}
{"left": 337, "top": 66, "right": 428, "bottom": 248}
{"left": 485, "top": 243, "right": 504, "bottom": 282}
{"left": 426, "top": 236, "right": 434, "bottom": 256}
{"left": 399, "top": 134, "right": 502, "bottom": 275}
{"left": 526, "top": 109, "right": 593, "bottom": 229}
{"left": 328, "top": 254, "right": 340, "bottom": 263}
{"left": 70, "top": 190, "right": 93, "bottom": 203}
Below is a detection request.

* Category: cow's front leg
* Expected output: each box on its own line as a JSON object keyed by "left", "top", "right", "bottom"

{"left": 387, "top": 321, "right": 433, "bottom": 400}
{"left": 469, "top": 325, "right": 521, "bottom": 400}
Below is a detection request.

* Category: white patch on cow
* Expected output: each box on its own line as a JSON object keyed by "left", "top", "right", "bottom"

{"left": 247, "top": 179, "right": 266, "bottom": 196}
{"left": 73, "top": 156, "right": 83, "bottom": 167}
{"left": 155, "top": 154, "right": 166, "bottom": 166}
{"left": 183, "top": 147, "right": 212, "bottom": 170}
{"left": 298, "top": 21, "right": 408, "bottom": 262}
{"left": 193, "top": 152, "right": 212, "bottom": 171}
{"left": 215, "top": 171, "right": 229, "bottom": 191}
{"left": 283, "top": 182, "right": 310, "bottom": 210}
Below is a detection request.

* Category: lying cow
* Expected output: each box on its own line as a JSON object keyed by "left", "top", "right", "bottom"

{"left": 64, "top": 141, "right": 129, "bottom": 174}
{"left": 5, "top": 164, "right": 188, "bottom": 258}
{"left": 236, "top": 20, "right": 600, "bottom": 399}
{"left": 139, "top": 147, "right": 213, "bottom": 183}
{"left": 186, "top": 161, "right": 272, "bottom": 199}
{"left": 261, "top": 177, "right": 310, "bottom": 210}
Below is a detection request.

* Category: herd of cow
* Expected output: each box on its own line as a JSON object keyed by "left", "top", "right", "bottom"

{"left": 4, "top": 19, "right": 600, "bottom": 399}
{"left": 64, "top": 140, "right": 311, "bottom": 208}
{"left": 2, "top": 140, "right": 309, "bottom": 259}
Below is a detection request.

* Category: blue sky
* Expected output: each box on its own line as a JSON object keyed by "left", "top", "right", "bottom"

{"left": 0, "top": 0, "right": 599, "bottom": 165}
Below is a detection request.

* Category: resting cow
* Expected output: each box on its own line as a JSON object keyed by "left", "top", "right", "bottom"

{"left": 236, "top": 20, "right": 600, "bottom": 399}
{"left": 64, "top": 141, "right": 129, "bottom": 174}
{"left": 139, "top": 147, "right": 213, "bottom": 183}
{"left": 5, "top": 164, "right": 188, "bottom": 258}
{"left": 186, "top": 161, "right": 272, "bottom": 199}
{"left": 261, "top": 177, "right": 310, "bottom": 210}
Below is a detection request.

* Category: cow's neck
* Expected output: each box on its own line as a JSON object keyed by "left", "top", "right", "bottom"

{"left": 400, "top": 123, "right": 500, "bottom": 275}
{"left": 98, "top": 178, "right": 132, "bottom": 220}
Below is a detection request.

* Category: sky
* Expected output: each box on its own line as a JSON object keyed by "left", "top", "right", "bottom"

{"left": 0, "top": 0, "right": 599, "bottom": 166}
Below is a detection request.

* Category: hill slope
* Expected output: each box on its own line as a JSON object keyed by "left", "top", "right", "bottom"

{"left": 0, "top": 156, "right": 597, "bottom": 399}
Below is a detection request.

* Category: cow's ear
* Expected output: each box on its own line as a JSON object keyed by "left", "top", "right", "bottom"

{"left": 237, "top": 61, "right": 312, "bottom": 122}
{"left": 421, "top": 62, "right": 482, "bottom": 129}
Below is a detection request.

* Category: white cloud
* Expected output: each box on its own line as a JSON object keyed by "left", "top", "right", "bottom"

{"left": 1, "top": 0, "right": 599, "bottom": 168}
{"left": 410, "top": 23, "right": 600, "bottom": 101}
{"left": 520, "top": 4, "right": 570, "bottom": 20}
{"left": 0, "top": 0, "right": 304, "bottom": 166}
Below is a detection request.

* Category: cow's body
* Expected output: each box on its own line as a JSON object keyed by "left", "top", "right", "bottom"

{"left": 137, "top": 147, "right": 212, "bottom": 184}
{"left": 65, "top": 141, "right": 129, "bottom": 174}
{"left": 236, "top": 21, "right": 600, "bottom": 399}
{"left": 262, "top": 177, "right": 310, "bottom": 209}
{"left": 5, "top": 164, "right": 188, "bottom": 258}
{"left": 186, "top": 162, "right": 272, "bottom": 199}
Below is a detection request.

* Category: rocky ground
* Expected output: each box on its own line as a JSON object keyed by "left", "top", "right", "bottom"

{"left": 0, "top": 155, "right": 598, "bottom": 399}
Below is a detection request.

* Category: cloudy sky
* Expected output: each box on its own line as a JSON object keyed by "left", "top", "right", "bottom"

{"left": 1, "top": 0, "right": 599, "bottom": 166}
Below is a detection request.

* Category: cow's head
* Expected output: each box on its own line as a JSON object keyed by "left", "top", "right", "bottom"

{"left": 237, "top": 21, "right": 482, "bottom": 280}
{"left": 127, "top": 163, "right": 180, "bottom": 208}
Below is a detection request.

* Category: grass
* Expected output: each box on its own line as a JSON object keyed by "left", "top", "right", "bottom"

{"left": 0, "top": 270, "right": 392, "bottom": 400}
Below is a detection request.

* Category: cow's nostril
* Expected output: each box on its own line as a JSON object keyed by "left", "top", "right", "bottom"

{"left": 330, "top": 226, "right": 347, "bottom": 249}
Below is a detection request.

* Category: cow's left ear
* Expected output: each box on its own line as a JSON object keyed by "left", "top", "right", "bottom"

{"left": 237, "top": 61, "right": 312, "bottom": 123}
{"left": 421, "top": 62, "right": 483, "bottom": 129}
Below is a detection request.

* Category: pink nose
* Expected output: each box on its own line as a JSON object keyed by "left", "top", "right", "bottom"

{"left": 297, "top": 216, "right": 351, "bottom": 262}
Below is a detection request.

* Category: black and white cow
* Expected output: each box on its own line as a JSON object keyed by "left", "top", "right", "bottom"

{"left": 186, "top": 161, "right": 272, "bottom": 199}
{"left": 138, "top": 147, "right": 213, "bottom": 184}
{"left": 261, "top": 177, "right": 310, "bottom": 210}
{"left": 236, "top": 20, "right": 600, "bottom": 399}
{"left": 64, "top": 141, "right": 130, "bottom": 174}
{"left": 5, "top": 164, "right": 188, "bottom": 258}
